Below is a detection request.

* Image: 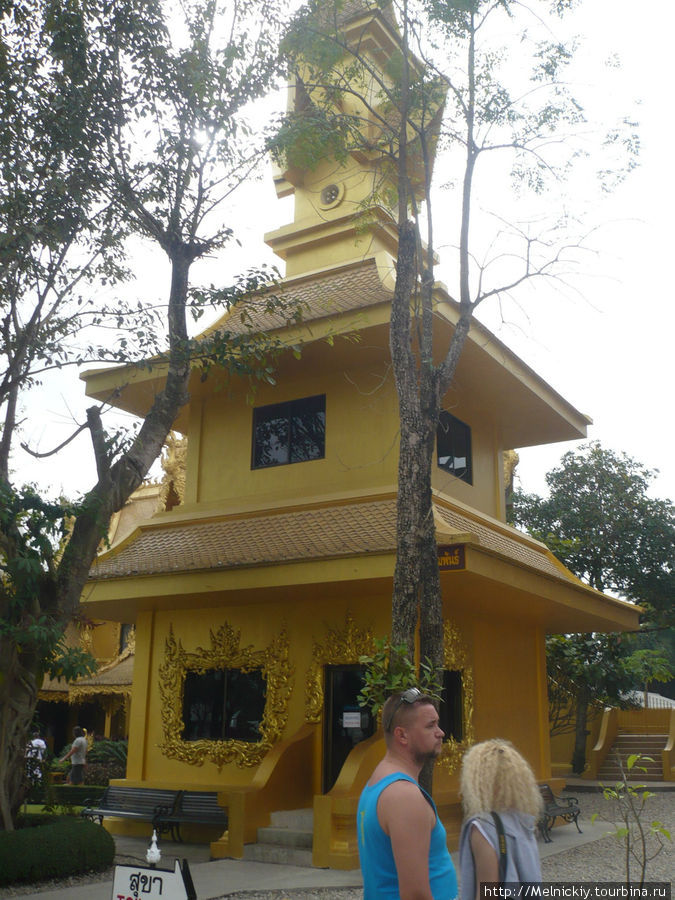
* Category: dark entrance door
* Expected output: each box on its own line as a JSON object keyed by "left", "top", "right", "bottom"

{"left": 322, "top": 664, "right": 375, "bottom": 793}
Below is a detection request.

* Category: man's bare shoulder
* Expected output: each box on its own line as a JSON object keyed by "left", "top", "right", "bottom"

{"left": 377, "top": 778, "right": 428, "bottom": 817}
{"left": 378, "top": 777, "right": 421, "bottom": 799}
{"left": 377, "top": 778, "right": 433, "bottom": 836}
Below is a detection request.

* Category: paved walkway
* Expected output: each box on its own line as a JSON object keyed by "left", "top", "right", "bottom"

{"left": 17, "top": 812, "right": 617, "bottom": 900}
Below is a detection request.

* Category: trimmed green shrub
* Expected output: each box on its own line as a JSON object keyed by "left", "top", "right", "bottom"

{"left": 52, "top": 784, "right": 106, "bottom": 806}
{"left": 15, "top": 811, "right": 60, "bottom": 828}
{"left": 0, "top": 816, "right": 114, "bottom": 886}
{"left": 84, "top": 761, "right": 126, "bottom": 785}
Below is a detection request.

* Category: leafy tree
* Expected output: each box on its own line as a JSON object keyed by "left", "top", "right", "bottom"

{"left": 283, "top": 0, "right": 636, "bottom": 790}
{"left": 357, "top": 637, "right": 442, "bottom": 719}
{"left": 546, "top": 633, "right": 636, "bottom": 773}
{"left": 624, "top": 649, "right": 673, "bottom": 709}
{"left": 512, "top": 442, "right": 674, "bottom": 618}
{"left": 0, "top": 0, "right": 296, "bottom": 830}
{"left": 512, "top": 442, "right": 675, "bottom": 771}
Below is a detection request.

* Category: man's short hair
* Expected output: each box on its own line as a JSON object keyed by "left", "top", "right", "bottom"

{"left": 382, "top": 688, "right": 436, "bottom": 735}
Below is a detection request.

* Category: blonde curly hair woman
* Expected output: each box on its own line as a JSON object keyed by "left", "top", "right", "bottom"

{"left": 459, "top": 739, "right": 543, "bottom": 900}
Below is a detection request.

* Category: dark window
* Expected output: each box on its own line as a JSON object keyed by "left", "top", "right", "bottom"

{"left": 439, "top": 670, "right": 463, "bottom": 742}
{"left": 119, "top": 624, "right": 134, "bottom": 654}
{"left": 181, "top": 669, "right": 266, "bottom": 743}
{"left": 437, "top": 411, "right": 472, "bottom": 484}
{"left": 252, "top": 395, "right": 326, "bottom": 469}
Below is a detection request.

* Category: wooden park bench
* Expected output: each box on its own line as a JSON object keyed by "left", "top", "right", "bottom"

{"left": 538, "top": 783, "right": 581, "bottom": 843}
{"left": 154, "top": 790, "right": 228, "bottom": 842}
{"left": 80, "top": 786, "right": 180, "bottom": 830}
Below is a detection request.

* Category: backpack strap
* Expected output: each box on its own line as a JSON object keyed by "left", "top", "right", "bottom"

{"left": 491, "top": 812, "right": 508, "bottom": 885}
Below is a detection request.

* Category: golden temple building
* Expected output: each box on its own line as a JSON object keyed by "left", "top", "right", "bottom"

{"left": 78, "top": 3, "right": 640, "bottom": 867}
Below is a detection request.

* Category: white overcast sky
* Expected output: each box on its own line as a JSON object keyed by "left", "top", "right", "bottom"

{"left": 15, "top": 0, "right": 674, "bottom": 505}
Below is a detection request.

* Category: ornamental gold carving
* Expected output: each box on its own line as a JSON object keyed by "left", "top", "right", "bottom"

{"left": 437, "top": 620, "right": 474, "bottom": 773}
{"left": 305, "top": 614, "right": 375, "bottom": 723}
{"left": 158, "top": 623, "right": 293, "bottom": 769}
{"left": 158, "top": 432, "right": 187, "bottom": 511}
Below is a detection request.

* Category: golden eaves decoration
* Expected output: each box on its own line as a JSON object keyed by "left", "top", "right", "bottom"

{"left": 437, "top": 620, "right": 474, "bottom": 773}
{"left": 305, "top": 614, "right": 375, "bottom": 723}
{"left": 158, "top": 623, "right": 293, "bottom": 769}
{"left": 158, "top": 432, "right": 187, "bottom": 512}
{"left": 68, "top": 641, "right": 135, "bottom": 704}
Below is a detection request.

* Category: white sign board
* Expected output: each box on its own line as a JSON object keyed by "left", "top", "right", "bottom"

{"left": 343, "top": 711, "right": 362, "bottom": 728}
{"left": 111, "top": 859, "right": 194, "bottom": 900}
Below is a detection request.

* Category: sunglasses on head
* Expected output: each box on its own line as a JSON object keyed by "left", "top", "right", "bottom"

{"left": 384, "top": 687, "right": 422, "bottom": 732}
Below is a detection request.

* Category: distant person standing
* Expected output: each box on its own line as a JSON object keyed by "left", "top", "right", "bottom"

{"left": 60, "top": 726, "right": 88, "bottom": 785}
{"left": 25, "top": 730, "right": 47, "bottom": 781}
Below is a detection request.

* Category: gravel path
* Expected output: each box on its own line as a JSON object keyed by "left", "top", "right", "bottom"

{"left": 4, "top": 793, "right": 672, "bottom": 897}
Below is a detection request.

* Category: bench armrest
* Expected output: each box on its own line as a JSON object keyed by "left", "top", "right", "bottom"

{"left": 152, "top": 804, "right": 172, "bottom": 821}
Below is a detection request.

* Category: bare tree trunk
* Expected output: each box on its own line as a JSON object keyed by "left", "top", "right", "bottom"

{"left": 389, "top": 210, "right": 447, "bottom": 793}
{"left": 0, "top": 639, "right": 41, "bottom": 830}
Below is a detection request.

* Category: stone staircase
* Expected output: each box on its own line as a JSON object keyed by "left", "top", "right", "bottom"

{"left": 597, "top": 732, "right": 667, "bottom": 782}
{"left": 242, "top": 808, "right": 315, "bottom": 866}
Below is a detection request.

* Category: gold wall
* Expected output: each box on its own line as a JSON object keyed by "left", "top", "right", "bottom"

{"left": 123, "top": 583, "right": 550, "bottom": 795}
{"left": 184, "top": 352, "right": 504, "bottom": 521}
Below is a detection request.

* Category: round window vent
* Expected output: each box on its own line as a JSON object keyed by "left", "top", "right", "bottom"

{"left": 320, "top": 183, "right": 343, "bottom": 208}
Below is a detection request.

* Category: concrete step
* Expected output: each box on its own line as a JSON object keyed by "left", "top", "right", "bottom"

{"left": 257, "top": 825, "right": 314, "bottom": 849}
{"left": 269, "top": 808, "right": 314, "bottom": 830}
{"left": 598, "top": 763, "right": 663, "bottom": 780}
{"left": 614, "top": 738, "right": 666, "bottom": 753}
{"left": 241, "top": 808, "right": 316, "bottom": 867}
{"left": 614, "top": 741, "right": 666, "bottom": 756}
{"left": 598, "top": 732, "right": 666, "bottom": 782}
{"left": 242, "top": 843, "right": 315, "bottom": 867}
{"left": 615, "top": 733, "right": 667, "bottom": 744}
{"left": 597, "top": 770, "right": 663, "bottom": 782}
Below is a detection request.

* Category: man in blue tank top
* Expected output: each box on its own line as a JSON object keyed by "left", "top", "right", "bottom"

{"left": 357, "top": 689, "right": 458, "bottom": 900}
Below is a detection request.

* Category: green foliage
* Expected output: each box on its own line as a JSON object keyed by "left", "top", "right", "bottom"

{"left": 593, "top": 754, "right": 672, "bottom": 886}
{"left": 357, "top": 636, "right": 442, "bottom": 719}
{"left": 546, "top": 632, "right": 638, "bottom": 738}
{"left": 50, "top": 784, "right": 106, "bottom": 806}
{"left": 273, "top": 104, "right": 352, "bottom": 173}
{"left": 15, "top": 811, "right": 61, "bottom": 828}
{"left": 0, "top": 482, "right": 95, "bottom": 679}
{"left": 624, "top": 649, "right": 673, "bottom": 705}
{"left": 82, "top": 762, "right": 126, "bottom": 786}
{"left": 511, "top": 442, "right": 674, "bottom": 616}
{"left": 513, "top": 443, "right": 675, "bottom": 741}
{"left": 87, "top": 738, "right": 128, "bottom": 766}
{"left": 624, "top": 649, "right": 672, "bottom": 687}
{"left": 187, "top": 268, "right": 308, "bottom": 388}
{"left": 0, "top": 816, "right": 114, "bottom": 886}
{"left": 85, "top": 738, "right": 128, "bottom": 783}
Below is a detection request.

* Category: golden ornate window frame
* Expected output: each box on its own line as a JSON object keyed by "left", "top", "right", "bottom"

{"left": 158, "top": 623, "right": 293, "bottom": 769}
{"left": 305, "top": 614, "right": 375, "bottom": 723}
{"left": 437, "top": 620, "right": 474, "bottom": 773}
